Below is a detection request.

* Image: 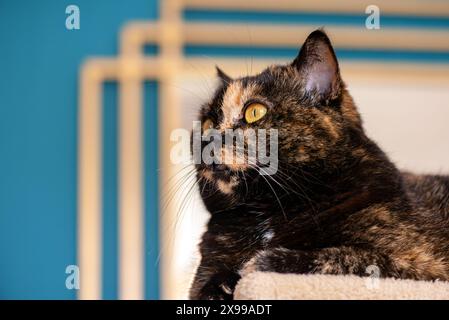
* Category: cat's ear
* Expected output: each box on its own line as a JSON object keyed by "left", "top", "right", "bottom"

{"left": 216, "top": 66, "right": 232, "bottom": 85}
{"left": 292, "top": 30, "right": 342, "bottom": 104}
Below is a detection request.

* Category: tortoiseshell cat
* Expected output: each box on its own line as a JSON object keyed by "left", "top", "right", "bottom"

{"left": 189, "top": 30, "right": 449, "bottom": 300}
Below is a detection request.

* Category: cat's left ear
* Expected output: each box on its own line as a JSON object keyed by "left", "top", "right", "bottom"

{"left": 292, "top": 30, "right": 342, "bottom": 104}
{"left": 216, "top": 66, "right": 232, "bottom": 85}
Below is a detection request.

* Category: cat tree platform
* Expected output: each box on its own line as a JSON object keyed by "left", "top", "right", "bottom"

{"left": 234, "top": 272, "right": 449, "bottom": 300}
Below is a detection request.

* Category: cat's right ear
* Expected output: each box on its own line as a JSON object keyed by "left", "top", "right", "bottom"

{"left": 292, "top": 30, "right": 342, "bottom": 104}
{"left": 216, "top": 66, "right": 232, "bottom": 85}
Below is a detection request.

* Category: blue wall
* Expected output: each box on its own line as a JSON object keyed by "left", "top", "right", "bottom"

{"left": 0, "top": 0, "right": 158, "bottom": 299}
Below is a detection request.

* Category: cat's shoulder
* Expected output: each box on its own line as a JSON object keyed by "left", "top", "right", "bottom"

{"left": 402, "top": 171, "right": 449, "bottom": 219}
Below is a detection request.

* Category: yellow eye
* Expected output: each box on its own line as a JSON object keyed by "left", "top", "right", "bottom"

{"left": 245, "top": 103, "right": 267, "bottom": 123}
{"left": 202, "top": 119, "right": 214, "bottom": 134}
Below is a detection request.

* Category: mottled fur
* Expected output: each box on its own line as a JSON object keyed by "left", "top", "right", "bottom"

{"left": 189, "top": 30, "right": 449, "bottom": 300}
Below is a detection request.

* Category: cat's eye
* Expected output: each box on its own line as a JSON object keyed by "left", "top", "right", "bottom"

{"left": 245, "top": 103, "right": 267, "bottom": 124}
{"left": 202, "top": 119, "right": 214, "bottom": 134}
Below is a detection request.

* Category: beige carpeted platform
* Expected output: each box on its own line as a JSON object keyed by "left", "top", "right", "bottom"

{"left": 234, "top": 272, "right": 449, "bottom": 300}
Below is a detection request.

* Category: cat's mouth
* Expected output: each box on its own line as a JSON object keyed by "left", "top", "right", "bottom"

{"left": 200, "top": 164, "right": 233, "bottom": 180}
{"left": 200, "top": 164, "right": 241, "bottom": 195}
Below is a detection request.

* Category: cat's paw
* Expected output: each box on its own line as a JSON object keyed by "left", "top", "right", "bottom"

{"left": 239, "top": 254, "right": 262, "bottom": 278}
{"left": 239, "top": 249, "right": 282, "bottom": 277}
{"left": 197, "top": 281, "right": 234, "bottom": 300}
{"left": 240, "top": 248, "right": 314, "bottom": 276}
{"left": 239, "top": 250, "right": 277, "bottom": 277}
{"left": 197, "top": 272, "right": 240, "bottom": 300}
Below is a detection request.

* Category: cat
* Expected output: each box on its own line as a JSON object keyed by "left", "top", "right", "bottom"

{"left": 189, "top": 30, "right": 449, "bottom": 300}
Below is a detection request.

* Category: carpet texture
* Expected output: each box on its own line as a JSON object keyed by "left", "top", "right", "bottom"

{"left": 234, "top": 272, "right": 449, "bottom": 300}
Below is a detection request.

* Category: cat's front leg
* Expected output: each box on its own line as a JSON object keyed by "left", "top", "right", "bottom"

{"left": 240, "top": 246, "right": 395, "bottom": 278}
{"left": 195, "top": 269, "right": 241, "bottom": 300}
{"left": 190, "top": 262, "right": 241, "bottom": 300}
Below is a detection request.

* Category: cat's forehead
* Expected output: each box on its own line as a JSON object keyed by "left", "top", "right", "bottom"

{"left": 203, "top": 65, "right": 294, "bottom": 128}
{"left": 219, "top": 80, "right": 260, "bottom": 129}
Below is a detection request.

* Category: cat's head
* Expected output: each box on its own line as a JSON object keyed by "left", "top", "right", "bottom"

{"left": 195, "top": 30, "right": 362, "bottom": 201}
